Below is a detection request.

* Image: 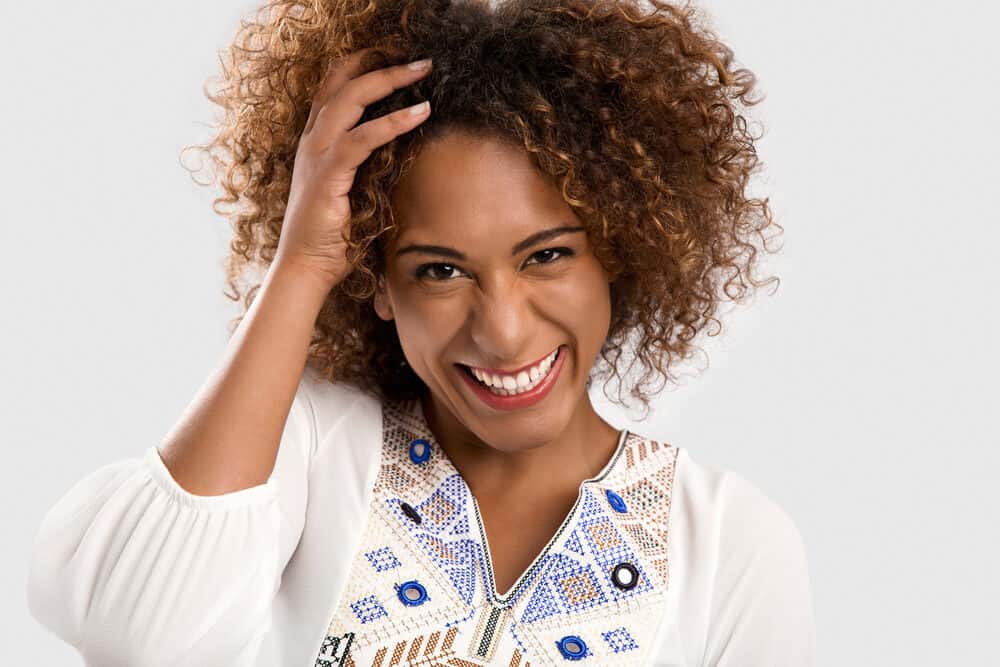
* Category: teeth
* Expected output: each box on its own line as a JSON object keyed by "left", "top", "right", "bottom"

{"left": 470, "top": 347, "right": 560, "bottom": 396}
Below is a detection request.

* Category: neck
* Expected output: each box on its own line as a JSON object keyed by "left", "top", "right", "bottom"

{"left": 418, "top": 388, "right": 621, "bottom": 498}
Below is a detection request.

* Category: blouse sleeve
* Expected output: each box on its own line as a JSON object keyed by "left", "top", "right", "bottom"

{"left": 702, "top": 472, "right": 818, "bottom": 666}
{"left": 26, "top": 371, "right": 319, "bottom": 666}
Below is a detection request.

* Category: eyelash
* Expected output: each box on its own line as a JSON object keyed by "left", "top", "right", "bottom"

{"left": 414, "top": 247, "right": 575, "bottom": 282}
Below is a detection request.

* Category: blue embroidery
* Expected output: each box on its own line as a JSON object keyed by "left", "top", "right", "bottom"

{"left": 350, "top": 595, "right": 387, "bottom": 624}
{"left": 415, "top": 475, "right": 466, "bottom": 534}
{"left": 549, "top": 554, "right": 609, "bottom": 613}
{"left": 364, "top": 546, "right": 401, "bottom": 572}
{"left": 520, "top": 553, "right": 607, "bottom": 623}
{"left": 518, "top": 554, "right": 561, "bottom": 623}
{"left": 361, "top": 403, "right": 674, "bottom": 666}
{"left": 415, "top": 533, "right": 479, "bottom": 605}
{"left": 520, "top": 488, "right": 653, "bottom": 626}
{"left": 576, "top": 490, "right": 652, "bottom": 601}
{"left": 602, "top": 627, "right": 638, "bottom": 653}
{"left": 387, "top": 474, "right": 488, "bottom": 608}
{"left": 449, "top": 512, "right": 470, "bottom": 536}
{"left": 564, "top": 529, "right": 585, "bottom": 555}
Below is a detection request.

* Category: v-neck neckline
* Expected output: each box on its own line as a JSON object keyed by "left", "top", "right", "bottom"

{"left": 404, "top": 397, "right": 631, "bottom": 608}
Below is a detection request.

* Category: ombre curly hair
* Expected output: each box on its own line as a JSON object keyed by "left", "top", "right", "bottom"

{"left": 181, "top": 0, "right": 781, "bottom": 416}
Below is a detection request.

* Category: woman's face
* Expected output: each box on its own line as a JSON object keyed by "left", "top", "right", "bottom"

{"left": 375, "top": 130, "right": 613, "bottom": 453}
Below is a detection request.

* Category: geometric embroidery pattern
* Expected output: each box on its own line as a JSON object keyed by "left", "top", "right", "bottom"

{"left": 564, "top": 530, "right": 585, "bottom": 556}
{"left": 390, "top": 472, "right": 484, "bottom": 608}
{"left": 315, "top": 396, "right": 679, "bottom": 666}
{"left": 514, "top": 485, "right": 653, "bottom": 630}
{"left": 365, "top": 546, "right": 402, "bottom": 573}
{"left": 314, "top": 631, "right": 354, "bottom": 666}
{"left": 350, "top": 595, "right": 387, "bottom": 624}
{"left": 602, "top": 627, "right": 639, "bottom": 653}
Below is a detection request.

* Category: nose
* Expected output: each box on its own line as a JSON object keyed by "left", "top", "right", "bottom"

{"left": 467, "top": 275, "right": 538, "bottom": 366}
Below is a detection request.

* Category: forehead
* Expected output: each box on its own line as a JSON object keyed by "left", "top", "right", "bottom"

{"left": 388, "top": 131, "right": 573, "bottom": 248}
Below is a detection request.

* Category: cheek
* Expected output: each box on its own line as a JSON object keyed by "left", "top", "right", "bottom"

{"left": 547, "top": 270, "right": 612, "bottom": 336}
{"left": 389, "top": 291, "right": 463, "bottom": 361}
{"left": 393, "top": 288, "right": 467, "bottom": 331}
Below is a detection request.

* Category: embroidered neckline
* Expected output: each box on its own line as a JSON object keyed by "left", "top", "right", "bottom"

{"left": 471, "top": 428, "right": 630, "bottom": 606}
{"left": 319, "top": 397, "right": 681, "bottom": 666}
{"left": 403, "top": 397, "right": 631, "bottom": 608}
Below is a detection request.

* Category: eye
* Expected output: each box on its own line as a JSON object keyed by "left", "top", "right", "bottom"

{"left": 413, "top": 247, "right": 575, "bottom": 282}
{"left": 414, "top": 263, "right": 467, "bottom": 281}
{"left": 525, "top": 247, "right": 574, "bottom": 266}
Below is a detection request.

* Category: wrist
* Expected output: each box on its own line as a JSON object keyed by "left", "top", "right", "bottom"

{"left": 266, "top": 258, "right": 342, "bottom": 303}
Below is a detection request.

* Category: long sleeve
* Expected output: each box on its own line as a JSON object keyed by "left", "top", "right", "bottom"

{"left": 26, "top": 371, "right": 318, "bottom": 666}
{"left": 702, "top": 472, "right": 818, "bottom": 666}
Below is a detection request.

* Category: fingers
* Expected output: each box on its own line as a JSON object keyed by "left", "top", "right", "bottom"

{"left": 347, "top": 99, "right": 431, "bottom": 155}
{"left": 303, "top": 47, "right": 376, "bottom": 136}
{"left": 307, "top": 57, "right": 433, "bottom": 144}
{"left": 331, "top": 97, "right": 432, "bottom": 174}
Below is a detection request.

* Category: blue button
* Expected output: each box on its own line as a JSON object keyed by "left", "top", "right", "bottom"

{"left": 605, "top": 489, "right": 627, "bottom": 513}
{"left": 556, "top": 635, "right": 588, "bottom": 660}
{"left": 397, "top": 580, "right": 429, "bottom": 606}
{"left": 408, "top": 438, "right": 431, "bottom": 464}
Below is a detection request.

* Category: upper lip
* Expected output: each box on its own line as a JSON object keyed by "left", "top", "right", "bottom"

{"left": 460, "top": 345, "right": 561, "bottom": 376}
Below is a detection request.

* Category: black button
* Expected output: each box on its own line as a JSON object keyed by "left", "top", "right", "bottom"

{"left": 400, "top": 502, "right": 422, "bottom": 524}
{"left": 611, "top": 562, "right": 639, "bottom": 590}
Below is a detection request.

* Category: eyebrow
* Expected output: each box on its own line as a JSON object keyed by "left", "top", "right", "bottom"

{"left": 393, "top": 224, "right": 586, "bottom": 261}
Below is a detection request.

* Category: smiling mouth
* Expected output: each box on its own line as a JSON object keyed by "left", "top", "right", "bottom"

{"left": 456, "top": 346, "right": 562, "bottom": 397}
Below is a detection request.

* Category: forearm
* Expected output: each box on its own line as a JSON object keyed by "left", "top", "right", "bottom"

{"left": 157, "top": 262, "right": 335, "bottom": 495}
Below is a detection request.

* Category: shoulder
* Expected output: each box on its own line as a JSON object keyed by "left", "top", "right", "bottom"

{"left": 620, "top": 432, "right": 810, "bottom": 576}
{"left": 721, "top": 471, "right": 805, "bottom": 553}
{"left": 295, "top": 364, "right": 384, "bottom": 459}
{"left": 666, "top": 445, "right": 805, "bottom": 550}
{"left": 672, "top": 445, "right": 813, "bottom": 621}
{"left": 664, "top": 444, "right": 816, "bottom": 661}
{"left": 297, "top": 362, "right": 376, "bottom": 408}
{"left": 672, "top": 448, "right": 817, "bottom": 662}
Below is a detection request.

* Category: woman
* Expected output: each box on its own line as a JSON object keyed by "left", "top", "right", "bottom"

{"left": 27, "top": 0, "right": 816, "bottom": 664}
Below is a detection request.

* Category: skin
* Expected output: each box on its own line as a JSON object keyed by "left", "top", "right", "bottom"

{"left": 373, "top": 128, "right": 622, "bottom": 596}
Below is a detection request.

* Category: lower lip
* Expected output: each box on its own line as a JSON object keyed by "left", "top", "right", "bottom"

{"left": 457, "top": 346, "right": 567, "bottom": 411}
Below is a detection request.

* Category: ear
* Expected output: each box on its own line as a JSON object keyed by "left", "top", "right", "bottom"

{"left": 373, "top": 274, "right": 394, "bottom": 321}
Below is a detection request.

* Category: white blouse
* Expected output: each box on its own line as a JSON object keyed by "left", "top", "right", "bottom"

{"left": 27, "top": 365, "right": 816, "bottom": 666}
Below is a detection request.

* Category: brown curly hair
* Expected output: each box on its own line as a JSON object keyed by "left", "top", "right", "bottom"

{"left": 181, "top": 0, "right": 781, "bottom": 416}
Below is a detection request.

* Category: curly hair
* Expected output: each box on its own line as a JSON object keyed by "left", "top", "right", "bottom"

{"left": 181, "top": 0, "right": 781, "bottom": 417}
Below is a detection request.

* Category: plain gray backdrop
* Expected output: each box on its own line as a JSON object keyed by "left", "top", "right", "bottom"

{"left": 4, "top": 0, "right": 997, "bottom": 664}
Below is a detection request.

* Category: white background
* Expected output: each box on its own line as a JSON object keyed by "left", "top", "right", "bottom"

{"left": 3, "top": 0, "right": 997, "bottom": 663}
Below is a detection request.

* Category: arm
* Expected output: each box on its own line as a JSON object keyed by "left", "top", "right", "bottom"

{"left": 703, "top": 473, "right": 818, "bottom": 666}
{"left": 27, "top": 261, "right": 338, "bottom": 664}
{"left": 157, "top": 261, "right": 335, "bottom": 495}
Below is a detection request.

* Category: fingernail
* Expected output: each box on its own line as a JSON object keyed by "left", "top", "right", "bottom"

{"left": 407, "top": 58, "right": 432, "bottom": 70}
{"left": 409, "top": 101, "right": 430, "bottom": 116}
